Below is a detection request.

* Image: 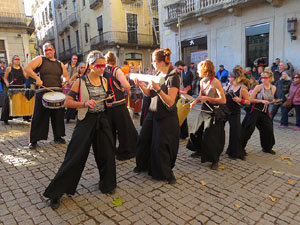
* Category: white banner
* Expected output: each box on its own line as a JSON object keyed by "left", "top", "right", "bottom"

{"left": 191, "top": 51, "right": 208, "bottom": 64}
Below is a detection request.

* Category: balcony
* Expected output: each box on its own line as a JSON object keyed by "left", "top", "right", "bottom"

{"left": 0, "top": 12, "right": 34, "bottom": 33}
{"left": 164, "top": 0, "right": 272, "bottom": 26}
{"left": 59, "top": 49, "right": 72, "bottom": 62}
{"left": 54, "top": 0, "right": 62, "bottom": 9}
{"left": 69, "top": 12, "right": 78, "bottom": 26}
{"left": 90, "top": 31, "right": 159, "bottom": 50}
{"left": 122, "top": 0, "right": 137, "bottom": 3}
{"left": 63, "top": 19, "right": 70, "bottom": 32}
{"left": 58, "top": 23, "right": 64, "bottom": 35}
{"left": 89, "top": 0, "right": 103, "bottom": 9}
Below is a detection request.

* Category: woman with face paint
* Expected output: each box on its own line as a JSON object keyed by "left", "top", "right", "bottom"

{"left": 43, "top": 50, "right": 117, "bottom": 210}
{"left": 1, "top": 55, "right": 27, "bottom": 124}
{"left": 224, "top": 66, "right": 250, "bottom": 160}
{"left": 241, "top": 67, "right": 276, "bottom": 155}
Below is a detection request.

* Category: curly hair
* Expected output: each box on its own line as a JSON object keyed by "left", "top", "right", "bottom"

{"left": 232, "top": 65, "right": 249, "bottom": 85}
{"left": 153, "top": 48, "right": 172, "bottom": 65}
{"left": 198, "top": 59, "right": 215, "bottom": 79}
{"left": 261, "top": 67, "right": 274, "bottom": 82}
{"left": 105, "top": 51, "right": 116, "bottom": 65}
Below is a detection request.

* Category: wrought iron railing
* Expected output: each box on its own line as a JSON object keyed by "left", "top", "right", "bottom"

{"left": 0, "top": 12, "right": 27, "bottom": 26}
{"left": 90, "top": 31, "right": 157, "bottom": 48}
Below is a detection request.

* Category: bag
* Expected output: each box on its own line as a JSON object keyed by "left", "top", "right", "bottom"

{"left": 282, "top": 99, "right": 292, "bottom": 108}
{"left": 213, "top": 104, "right": 230, "bottom": 121}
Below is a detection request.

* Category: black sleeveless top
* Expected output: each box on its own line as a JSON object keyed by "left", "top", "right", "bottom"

{"left": 103, "top": 66, "right": 125, "bottom": 101}
{"left": 225, "top": 85, "right": 242, "bottom": 114}
{"left": 8, "top": 67, "right": 25, "bottom": 85}
{"left": 36, "top": 57, "right": 63, "bottom": 87}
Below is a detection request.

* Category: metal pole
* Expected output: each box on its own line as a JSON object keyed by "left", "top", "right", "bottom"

{"left": 178, "top": 16, "right": 182, "bottom": 60}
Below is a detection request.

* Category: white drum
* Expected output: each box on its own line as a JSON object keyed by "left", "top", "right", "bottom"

{"left": 42, "top": 92, "right": 66, "bottom": 109}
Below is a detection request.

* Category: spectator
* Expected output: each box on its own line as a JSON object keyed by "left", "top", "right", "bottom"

{"left": 121, "top": 61, "right": 130, "bottom": 76}
{"left": 245, "top": 67, "right": 252, "bottom": 79}
{"left": 0, "top": 60, "right": 6, "bottom": 92}
{"left": 279, "top": 71, "right": 300, "bottom": 130}
{"left": 273, "top": 62, "right": 291, "bottom": 82}
{"left": 271, "top": 58, "right": 280, "bottom": 72}
{"left": 189, "top": 62, "right": 199, "bottom": 96}
{"left": 252, "top": 67, "right": 259, "bottom": 80}
{"left": 216, "top": 64, "right": 229, "bottom": 87}
{"left": 257, "top": 66, "right": 264, "bottom": 83}
{"left": 271, "top": 71, "right": 292, "bottom": 120}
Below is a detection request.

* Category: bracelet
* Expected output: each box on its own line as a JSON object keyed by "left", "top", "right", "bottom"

{"left": 241, "top": 98, "right": 245, "bottom": 104}
{"left": 156, "top": 88, "right": 161, "bottom": 94}
{"left": 83, "top": 101, "right": 86, "bottom": 107}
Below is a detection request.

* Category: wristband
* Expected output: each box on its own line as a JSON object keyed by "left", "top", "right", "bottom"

{"left": 241, "top": 98, "right": 245, "bottom": 104}
{"left": 83, "top": 101, "right": 86, "bottom": 107}
{"left": 156, "top": 88, "right": 161, "bottom": 94}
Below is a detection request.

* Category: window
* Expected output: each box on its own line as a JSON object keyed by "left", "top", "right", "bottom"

{"left": 49, "top": 2, "right": 53, "bottom": 20}
{"left": 83, "top": 0, "right": 85, "bottom": 7}
{"left": 153, "top": 18, "right": 159, "bottom": 44}
{"left": 97, "top": 16, "right": 103, "bottom": 42}
{"left": 42, "top": 12, "right": 45, "bottom": 25}
{"left": 62, "top": 39, "right": 65, "bottom": 53}
{"left": 126, "top": 13, "right": 138, "bottom": 43}
{"left": 76, "top": 30, "right": 80, "bottom": 53}
{"left": 45, "top": 7, "right": 48, "bottom": 22}
{"left": 85, "top": 25, "right": 88, "bottom": 43}
{"left": 67, "top": 35, "right": 71, "bottom": 52}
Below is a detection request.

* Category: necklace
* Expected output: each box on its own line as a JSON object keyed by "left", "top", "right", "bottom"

{"left": 88, "top": 74, "right": 101, "bottom": 86}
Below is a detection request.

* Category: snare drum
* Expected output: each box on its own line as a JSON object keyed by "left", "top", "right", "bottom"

{"left": 42, "top": 92, "right": 66, "bottom": 109}
{"left": 177, "top": 93, "right": 194, "bottom": 126}
{"left": 9, "top": 88, "right": 35, "bottom": 116}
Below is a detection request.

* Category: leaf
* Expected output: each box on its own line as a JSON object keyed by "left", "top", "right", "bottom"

{"left": 218, "top": 165, "right": 225, "bottom": 169}
{"left": 272, "top": 171, "right": 281, "bottom": 174}
{"left": 200, "top": 180, "right": 206, "bottom": 186}
{"left": 272, "top": 148, "right": 277, "bottom": 151}
{"left": 288, "top": 180, "right": 295, "bottom": 185}
{"left": 287, "top": 161, "right": 295, "bottom": 166}
{"left": 178, "top": 157, "right": 185, "bottom": 161}
{"left": 269, "top": 195, "right": 278, "bottom": 202}
{"left": 234, "top": 204, "right": 241, "bottom": 208}
{"left": 112, "top": 197, "right": 122, "bottom": 207}
{"left": 280, "top": 156, "right": 292, "bottom": 160}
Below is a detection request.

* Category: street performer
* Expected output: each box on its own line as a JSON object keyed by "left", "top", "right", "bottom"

{"left": 25, "top": 42, "right": 69, "bottom": 149}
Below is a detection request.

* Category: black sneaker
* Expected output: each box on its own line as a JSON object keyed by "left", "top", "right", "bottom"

{"left": 3, "top": 121, "right": 9, "bottom": 125}
{"left": 101, "top": 188, "right": 115, "bottom": 195}
{"left": 50, "top": 197, "right": 60, "bottom": 210}
{"left": 28, "top": 142, "right": 37, "bottom": 149}
{"left": 54, "top": 137, "right": 66, "bottom": 144}
{"left": 262, "top": 149, "right": 276, "bottom": 155}
{"left": 190, "top": 152, "right": 201, "bottom": 158}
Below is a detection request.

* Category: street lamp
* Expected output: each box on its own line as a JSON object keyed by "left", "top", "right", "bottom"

{"left": 168, "top": 0, "right": 185, "bottom": 60}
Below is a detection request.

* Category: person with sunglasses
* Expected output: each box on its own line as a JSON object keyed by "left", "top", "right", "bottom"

{"left": 25, "top": 42, "right": 69, "bottom": 149}
{"left": 103, "top": 51, "right": 138, "bottom": 161}
{"left": 65, "top": 62, "right": 86, "bottom": 123}
{"left": 1, "top": 55, "right": 27, "bottom": 124}
{"left": 279, "top": 72, "right": 300, "bottom": 131}
{"left": 43, "top": 50, "right": 117, "bottom": 210}
{"left": 133, "top": 48, "right": 180, "bottom": 184}
{"left": 241, "top": 67, "right": 276, "bottom": 155}
{"left": 224, "top": 66, "right": 250, "bottom": 160}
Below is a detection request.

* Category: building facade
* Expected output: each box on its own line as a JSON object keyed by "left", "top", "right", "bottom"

{"left": 51, "top": 0, "right": 159, "bottom": 70}
{"left": 0, "top": 0, "right": 34, "bottom": 66}
{"left": 160, "top": 0, "right": 300, "bottom": 73}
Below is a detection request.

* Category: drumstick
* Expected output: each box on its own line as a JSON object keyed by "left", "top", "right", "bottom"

{"left": 40, "top": 85, "right": 55, "bottom": 93}
{"left": 95, "top": 95, "right": 114, "bottom": 104}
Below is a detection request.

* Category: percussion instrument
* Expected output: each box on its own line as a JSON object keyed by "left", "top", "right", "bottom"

{"left": 129, "top": 87, "right": 143, "bottom": 113}
{"left": 8, "top": 88, "right": 35, "bottom": 116}
{"left": 42, "top": 92, "right": 66, "bottom": 109}
{"left": 129, "top": 73, "right": 165, "bottom": 85}
{"left": 177, "top": 93, "right": 194, "bottom": 126}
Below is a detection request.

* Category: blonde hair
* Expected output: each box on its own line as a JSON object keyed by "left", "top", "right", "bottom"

{"left": 233, "top": 65, "right": 249, "bottom": 85}
{"left": 198, "top": 59, "right": 215, "bottom": 79}
{"left": 261, "top": 67, "right": 274, "bottom": 82}
{"left": 105, "top": 51, "right": 116, "bottom": 65}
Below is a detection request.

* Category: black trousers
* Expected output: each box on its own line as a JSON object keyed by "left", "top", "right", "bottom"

{"left": 43, "top": 112, "right": 117, "bottom": 199}
{"left": 180, "top": 119, "right": 189, "bottom": 139}
{"left": 0, "top": 94, "right": 11, "bottom": 122}
{"left": 226, "top": 113, "right": 245, "bottom": 158}
{"left": 30, "top": 92, "right": 65, "bottom": 143}
{"left": 107, "top": 103, "right": 138, "bottom": 158}
{"left": 241, "top": 110, "right": 275, "bottom": 152}
{"left": 187, "top": 112, "right": 225, "bottom": 163}
{"left": 136, "top": 111, "right": 179, "bottom": 180}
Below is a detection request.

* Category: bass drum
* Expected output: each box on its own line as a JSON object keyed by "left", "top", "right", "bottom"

{"left": 177, "top": 93, "right": 194, "bottom": 126}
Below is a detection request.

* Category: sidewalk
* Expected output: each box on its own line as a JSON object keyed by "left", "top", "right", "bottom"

{"left": 0, "top": 108, "right": 299, "bottom": 225}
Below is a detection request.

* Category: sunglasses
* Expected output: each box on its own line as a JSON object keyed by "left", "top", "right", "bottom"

{"left": 44, "top": 49, "right": 53, "bottom": 52}
{"left": 261, "top": 76, "right": 270, "bottom": 80}
{"left": 93, "top": 64, "right": 106, "bottom": 69}
{"left": 294, "top": 76, "right": 300, "bottom": 79}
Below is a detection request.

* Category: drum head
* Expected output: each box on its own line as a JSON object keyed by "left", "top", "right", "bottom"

{"left": 180, "top": 93, "right": 194, "bottom": 101}
{"left": 43, "top": 92, "right": 66, "bottom": 101}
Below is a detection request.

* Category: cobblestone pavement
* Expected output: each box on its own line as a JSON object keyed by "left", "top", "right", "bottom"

{"left": 0, "top": 107, "right": 300, "bottom": 225}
